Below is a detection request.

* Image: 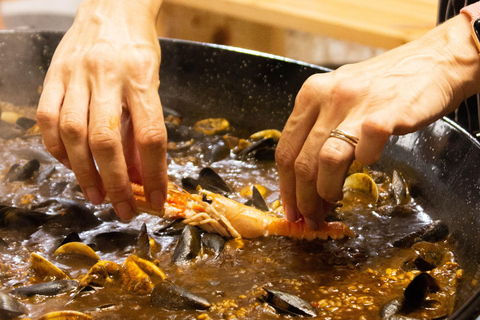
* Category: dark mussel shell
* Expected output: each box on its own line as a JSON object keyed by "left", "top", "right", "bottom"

{"left": 15, "top": 117, "right": 37, "bottom": 131}
{"left": 171, "top": 225, "right": 201, "bottom": 264}
{"left": 201, "top": 233, "right": 226, "bottom": 255}
{"left": 4, "top": 159, "right": 40, "bottom": 182}
{"left": 393, "top": 220, "right": 449, "bottom": 248}
{"left": 151, "top": 281, "right": 211, "bottom": 310}
{"left": 380, "top": 273, "right": 441, "bottom": 319}
{"left": 36, "top": 165, "right": 57, "bottom": 183}
{"left": 204, "top": 140, "right": 231, "bottom": 163}
{"left": 0, "top": 119, "right": 23, "bottom": 140}
{"left": 135, "top": 223, "right": 153, "bottom": 261}
{"left": 236, "top": 138, "right": 276, "bottom": 160}
{"left": 181, "top": 167, "right": 232, "bottom": 195}
{"left": 10, "top": 280, "right": 79, "bottom": 297}
{"left": 244, "top": 186, "right": 269, "bottom": 212}
{"left": 43, "top": 199, "right": 101, "bottom": 232}
{"left": 0, "top": 206, "right": 49, "bottom": 230}
{"left": 0, "top": 291, "right": 28, "bottom": 320}
{"left": 154, "top": 219, "right": 186, "bottom": 236}
{"left": 0, "top": 237, "right": 8, "bottom": 250}
{"left": 392, "top": 170, "right": 410, "bottom": 206}
{"left": 402, "top": 242, "right": 447, "bottom": 272}
{"left": 94, "top": 230, "right": 139, "bottom": 252}
{"left": 261, "top": 287, "right": 317, "bottom": 317}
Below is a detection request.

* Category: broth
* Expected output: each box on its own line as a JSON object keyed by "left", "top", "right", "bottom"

{"left": 0, "top": 103, "right": 461, "bottom": 320}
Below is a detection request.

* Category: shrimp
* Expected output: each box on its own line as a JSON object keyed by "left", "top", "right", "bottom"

{"left": 131, "top": 182, "right": 354, "bottom": 241}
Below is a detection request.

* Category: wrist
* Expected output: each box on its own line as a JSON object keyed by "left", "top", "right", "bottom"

{"left": 76, "top": 0, "right": 162, "bottom": 26}
{"left": 423, "top": 13, "right": 480, "bottom": 111}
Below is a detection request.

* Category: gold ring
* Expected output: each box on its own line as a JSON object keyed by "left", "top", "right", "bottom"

{"left": 329, "top": 129, "right": 359, "bottom": 147}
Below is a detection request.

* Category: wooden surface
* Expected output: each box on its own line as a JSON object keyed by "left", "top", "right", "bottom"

{"left": 162, "top": 0, "right": 438, "bottom": 50}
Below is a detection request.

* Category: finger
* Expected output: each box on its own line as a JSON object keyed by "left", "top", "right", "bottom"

{"left": 276, "top": 75, "right": 324, "bottom": 222}
{"left": 316, "top": 128, "right": 357, "bottom": 203}
{"left": 121, "top": 112, "right": 143, "bottom": 185}
{"left": 89, "top": 86, "right": 136, "bottom": 221}
{"left": 356, "top": 112, "right": 393, "bottom": 165}
{"left": 59, "top": 81, "right": 105, "bottom": 205}
{"left": 37, "top": 75, "right": 69, "bottom": 167}
{"left": 293, "top": 125, "right": 331, "bottom": 230}
{"left": 127, "top": 86, "right": 168, "bottom": 211}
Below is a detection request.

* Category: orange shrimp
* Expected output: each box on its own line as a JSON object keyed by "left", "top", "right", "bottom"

{"left": 131, "top": 182, "right": 354, "bottom": 241}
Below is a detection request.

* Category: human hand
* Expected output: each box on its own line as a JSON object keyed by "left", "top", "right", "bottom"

{"left": 276, "top": 14, "right": 480, "bottom": 230}
{"left": 37, "top": 0, "right": 166, "bottom": 220}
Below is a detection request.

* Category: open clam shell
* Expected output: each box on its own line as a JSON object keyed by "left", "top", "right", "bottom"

{"left": 343, "top": 173, "right": 379, "bottom": 204}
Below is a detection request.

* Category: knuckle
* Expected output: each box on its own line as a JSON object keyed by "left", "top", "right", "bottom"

{"left": 275, "top": 142, "right": 297, "bottom": 170}
{"left": 89, "top": 126, "right": 119, "bottom": 152}
{"left": 36, "top": 109, "right": 57, "bottom": 128}
{"left": 135, "top": 124, "right": 167, "bottom": 150}
{"left": 59, "top": 114, "right": 86, "bottom": 142}
{"left": 104, "top": 182, "right": 132, "bottom": 200}
{"left": 318, "top": 144, "right": 349, "bottom": 170}
{"left": 294, "top": 155, "right": 317, "bottom": 183}
{"left": 85, "top": 49, "right": 116, "bottom": 74}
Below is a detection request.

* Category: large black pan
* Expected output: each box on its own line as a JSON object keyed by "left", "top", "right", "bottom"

{"left": 0, "top": 31, "right": 480, "bottom": 319}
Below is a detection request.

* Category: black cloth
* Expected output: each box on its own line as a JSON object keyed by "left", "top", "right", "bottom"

{"left": 439, "top": 0, "right": 480, "bottom": 134}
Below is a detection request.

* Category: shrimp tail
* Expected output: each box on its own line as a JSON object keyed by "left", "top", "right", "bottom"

{"left": 266, "top": 219, "right": 355, "bottom": 241}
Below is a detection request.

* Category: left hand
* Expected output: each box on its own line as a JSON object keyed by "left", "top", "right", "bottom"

{"left": 275, "top": 13, "right": 480, "bottom": 230}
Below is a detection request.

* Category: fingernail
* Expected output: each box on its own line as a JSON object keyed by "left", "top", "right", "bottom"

{"left": 304, "top": 217, "right": 319, "bottom": 230}
{"left": 113, "top": 201, "right": 135, "bottom": 221}
{"left": 284, "top": 205, "right": 297, "bottom": 222}
{"left": 150, "top": 190, "right": 166, "bottom": 210}
{"left": 85, "top": 187, "right": 104, "bottom": 205}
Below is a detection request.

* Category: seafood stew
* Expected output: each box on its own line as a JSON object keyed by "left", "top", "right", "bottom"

{"left": 0, "top": 31, "right": 480, "bottom": 319}
{"left": 0, "top": 101, "right": 468, "bottom": 319}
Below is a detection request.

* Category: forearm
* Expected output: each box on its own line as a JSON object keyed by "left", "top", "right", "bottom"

{"left": 422, "top": 13, "right": 480, "bottom": 112}
{"left": 73, "top": 0, "right": 162, "bottom": 42}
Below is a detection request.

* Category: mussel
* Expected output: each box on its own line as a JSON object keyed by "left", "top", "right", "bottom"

{"left": 151, "top": 281, "right": 211, "bottom": 310}
{"left": 181, "top": 167, "right": 232, "bottom": 195}
{"left": 0, "top": 291, "right": 28, "bottom": 320}
{"left": 171, "top": 225, "right": 202, "bottom": 264}
{"left": 5, "top": 159, "right": 40, "bottom": 182}
{"left": 393, "top": 220, "right": 449, "bottom": 248}
{"left": 261, "top": 287, "right": 317, "bottom": 317}
{"left": 10, "top": 280, "right": 79, "bottom": 297}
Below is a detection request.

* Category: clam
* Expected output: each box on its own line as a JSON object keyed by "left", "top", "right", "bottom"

{"left": 343, "top": 172, "right": 379, "bottom": 204}
{"left": 10, "top": 280, "right": 79, "bottom": 297}
{"left": 38, "top": 310, "right": 93, "bottom": 320}
{"left": 193, "top": 118, "right": 230, "bottom": 135}
{"left": 171, "top": 225, "right": 202, "bottom": 264}
{"left": 151, "top": 281, "right": 211, "bottom": 310}
{"left": 30, "top": 253, "right": 68, "bottom": 279}
{"left": 80, "top": 261, "right": 120, "bottom": 287}
{"left": 119, "top": 255, "right": 166, "bottom": 295}
{"left": 54, "top": 242, "right": 100, "bottom": 262}
{"left": 261, "top": 287, "right": 317, "bottom": 317}
{"left": 0, "top": 291, "right": 28, "bottom": 320}
{"left": 1, "top": 111, "right": 22, "bottom": 124}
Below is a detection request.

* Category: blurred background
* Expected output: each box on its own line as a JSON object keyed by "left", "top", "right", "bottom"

{"left": 0, "top": 0, "right": 438, "bottom": 68}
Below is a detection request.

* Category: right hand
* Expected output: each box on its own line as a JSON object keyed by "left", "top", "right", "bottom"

{"left": 37, "top": 0, "right": 166, "bottom": 220}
